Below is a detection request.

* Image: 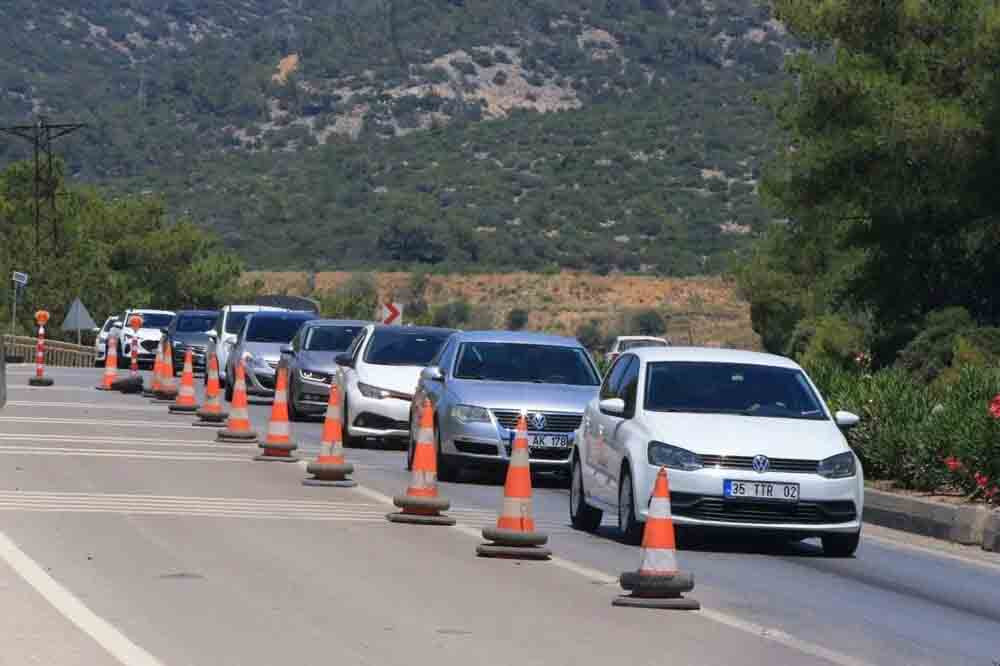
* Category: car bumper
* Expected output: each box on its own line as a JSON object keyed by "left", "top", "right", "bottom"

{"left": 172, "top": 348, "right": 207, "bottom": 371}
{"left": 121, "top": 344, "right": 157, "bottom": 366}
{"left": 345, "top": 383, "right": 410, "bottom": 438}
{"left": 245, "top": 366, "right": 277, "bottom": 395}
{"left": 638, "top": 463, "right": 863, "bottom": 534}
{"left": 291, "top": 375, "right": 333, "bottom": 413}
{"left": 440, "top": 418, "right": 573, "bottom": 472}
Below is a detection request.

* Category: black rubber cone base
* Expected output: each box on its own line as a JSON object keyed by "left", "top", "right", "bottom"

{"left": 168, "top": 404, "right": 199, "bottom": 414}
{"left": 217, "top": 432, "right": 258, "bottom": 444}
{"left": 195, "top": 410, "right": 227, "bottom": 422}
{"left": 620, "top": 572, "right": 694, "bottom": 594}
{"left": 253, "top": 454, "right": 298, "bottom": 462}
{"left": 193, "top": 420, "right": 227, "bottom": 428}
{"left": 386, "top": 512, "right": 456, "bottom": 526}
{"left": 476, "top": 544, "right": 552, "bottom": 560}
{"left": 29, "top": 377, "right": 54, "bottom": 387}
{"left": 115, "top": 377, "right": 144, "bottom": 394}
{"left": 482, "top": 527, "right": 548, "bottom": 547}
{"left": 393, "top": 495, "right": 450, "bottom": 512}
{"left": 303, "top": 478, "right": 358, "bottom": 488}
{"left": 612, "top": 595, "right": 700, "bottom": 610}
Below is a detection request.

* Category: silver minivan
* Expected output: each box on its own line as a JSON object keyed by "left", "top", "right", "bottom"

{"left": 410, "top": 331, "right": 601, "bottom": 482}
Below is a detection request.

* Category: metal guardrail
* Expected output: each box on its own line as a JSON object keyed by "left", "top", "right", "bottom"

{"left": 1, "top": 334, "right": 96, "bottom": 368}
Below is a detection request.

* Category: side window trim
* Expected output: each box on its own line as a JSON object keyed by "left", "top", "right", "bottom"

{"left": 617, "top": 357, "right": 640, "bottom": 417}
{"left": 600, "top": 354, "right": 632, "bottom": 400}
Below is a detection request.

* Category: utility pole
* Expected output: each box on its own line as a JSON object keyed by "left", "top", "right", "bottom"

{"left": 0, "top": 116, "right": 86, "bottom": 272}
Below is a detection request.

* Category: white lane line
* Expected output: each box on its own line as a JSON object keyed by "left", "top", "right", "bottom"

{"left": 0, "top": 507, "right": 386, "bottom": 521}
{"left": 0, "top": 416, "right": 206, "bottom": 429}
{"left": 8, "top": 386, "right": 105, "bottom": 392}
{"left": 352, "top": 484, "right": 873, "bottom": 666}
{"left": 0, "top": 491, "right": 385, "bottom": 507}
{"left": 7, "top": 401, "right": 165, "bottom": 411}
{"left": 0, "top": 530, "right": 165, "bottom": 666}
{"left": 863, "top": 532, "right": 1000, "bottom": 573}
{"left": 0, "top": 448, "right": 250, "bottom": 462}
{"left": 0, "top": 434, "right": 248, "bottom": 450}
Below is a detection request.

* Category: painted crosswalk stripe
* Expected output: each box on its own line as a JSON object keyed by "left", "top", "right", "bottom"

{"left": 6, "top": 401, "right": 167, "bottom": 412}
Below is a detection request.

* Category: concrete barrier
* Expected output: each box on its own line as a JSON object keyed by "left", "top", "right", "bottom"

{"left": 864, "top": 487, "right": 995, "bottom": 549}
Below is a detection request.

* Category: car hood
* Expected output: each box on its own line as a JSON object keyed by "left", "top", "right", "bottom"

{"left": 124, "top": 327, "right": 165, "bottom": 341}
{"left": 450, "top": 380, "right": 598, "bottom": 413}
{"left": 638, "top": 412, "right": 847, "bottom": 459}
{"left": 358, "top": 365, "right": 426, "bottom": 397}
{"left": 173, "top": 332, "right": 210, "bottom": 346}
{"left": 244, "top": 342, "right": 284, "bottom": 364}
{"left": 295, "top": 350, "right": 341, "bottom": 374}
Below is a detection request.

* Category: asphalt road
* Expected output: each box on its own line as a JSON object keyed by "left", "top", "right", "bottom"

{"left": 1, "top": 366, "right": 998, "bottom": 666}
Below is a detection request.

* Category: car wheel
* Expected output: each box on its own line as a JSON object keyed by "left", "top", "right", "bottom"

{"left": 618, "top": 466, "right": 644, "bottom": 546}
{"left": 821, "top": 530, "right": 860, "bottom": 557}
{"left": 224, "top": 371, "right": 234, "bottom": 402}
{"left": 406, "top": 409, "right": 417, "bottom": 471}
{"left": 435, "top": 418, "right": 459, "bottom": 483}
{"left": 287, "top": 383, "right": 302, "bottom": 422}
{"left": 342, "top": 395, "right": 362, "bottom": 447}
{"left": 570, "top": 454, "right": 602, "bottom": 533}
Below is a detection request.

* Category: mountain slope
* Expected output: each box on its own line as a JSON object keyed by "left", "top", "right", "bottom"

{"left": 1, "top": 0, "right": 793, "bottom": 273}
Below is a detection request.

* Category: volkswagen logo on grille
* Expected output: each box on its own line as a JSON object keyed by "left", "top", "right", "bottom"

{"left": 751, "top": 455, "right": 770, "bottom": 473}
{"left": 530, "top": 412, "right": 547, "bottom": 430}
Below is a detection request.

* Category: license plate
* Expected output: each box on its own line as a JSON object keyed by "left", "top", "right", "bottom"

{"left": 724, "top": 480, "right": 799, "bottom": 502}
{"left": 529, "top": 433, "right": 570, "bottom": 448}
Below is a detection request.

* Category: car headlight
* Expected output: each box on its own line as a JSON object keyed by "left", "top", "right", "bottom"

{"left": 648, "top": 441, "right": 703, "bottom": 471}
{"left": 451, "top": 404, "right": 491, "bottom": 424}
{"left": 818, "top": 451, "right": 856, "bottom": 478}
{"left": 358, "top": 382, "right": 392, "bottom": 399}
{"left": 300, "top": 370, "right": 331, "bottom": 384}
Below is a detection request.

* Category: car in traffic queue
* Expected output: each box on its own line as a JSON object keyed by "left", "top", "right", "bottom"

{"left": 605, "top": 335, "right": 670, "bottom": 364}
{"left": 411, "top": 331, "right": 602, "bottom": 483}
{"left": 334, "top": 324, "right": 456, "bottom": 447}
{"left": 282, "top": 319, "right": 368, "bottom": 421}
{"left": 570, "top": 347, "right": 864, "bottom": 556}
{"left": 167, "top": 310, "right": 219, "bottom": 375}
{"left": 115, "top": 309, "right": 176, "bottom": 369}
{"left": 207, "top": 305, "right": 288, "bottom": 387}
{"left": 93, "top": 315, "right": 122, "bottom": 366}
{"left": 223, "top": 310, "right": 317, "bottom": 400}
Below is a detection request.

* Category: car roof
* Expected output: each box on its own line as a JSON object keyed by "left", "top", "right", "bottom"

{"left": 616, "top": 335, "right": 668, "bottom": 341}
{"left": 451, "top": 330, "right": 584, "bottom": 347}
{"left": 222, "top": 305, "right": 287, "bottom": 313}
{"left": 368, "top": 324, "right": 458, "bottom": 335}
{"left": 301, "top": 319, "right": 369, "bottom": 328}
{"left": 126, "top": 309, "right": 174, "bottom": 315}
{"left": 175, "top": 310, "right": 218, "bottom": 317}
{"left": 246, "top": 310, "right": 317, "bottom": 321}
{"left": 625, "top": 346, "right": 801, "bottom": 369}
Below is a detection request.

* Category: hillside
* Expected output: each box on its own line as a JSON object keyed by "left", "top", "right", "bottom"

{"left": 1, "top": 1, "right": 793, "bottom": 273}
{"left": 248, "top": 270, "right": 759, "bottom": 350}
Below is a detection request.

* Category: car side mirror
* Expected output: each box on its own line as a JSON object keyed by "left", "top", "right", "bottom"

{"left": 421, "top": 366, "right": 444, "bottom": 382}
{"left": 280, "top": 344, "right": 294, "bottom": 356}
{"left": 335, "top": 353, "right": 354, "bottom": 368}
{"left": 835, "top": 410, "right": 860, "bottom": 429}
{"left": 599, "top": 397, "right": 626, "bottom": 416}
{"left": 206, "top": 331, "right": 217, "bottom": 341}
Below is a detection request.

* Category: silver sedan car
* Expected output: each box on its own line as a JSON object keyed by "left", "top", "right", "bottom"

{"left": 283, "top": 319, "right": 367, "bottom": 420}
{"left": 411, "top": 331, "right": 602, "bottom": 482}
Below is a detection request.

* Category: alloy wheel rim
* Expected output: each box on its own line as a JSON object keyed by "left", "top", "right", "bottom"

{"left": 571, "top": 461, "right": 581, "bottom": 517}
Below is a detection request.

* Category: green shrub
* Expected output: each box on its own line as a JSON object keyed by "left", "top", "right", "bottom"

{"left": 793, "top": 315, "right": 866, "bottom": 371}
{"left": 575, "top": 318, "right": 604, "bottom": 352}
{"left": 319, "top": 272, "right": 377, "bottom": 320}
{"left": 897, "top": 307, "right": 974, "bottom": 383}
{"left": 506, "top": 308, "right": 529, "bottom": 330}
{"left": 432, "top": 300, "right": 471, "bottom": 328}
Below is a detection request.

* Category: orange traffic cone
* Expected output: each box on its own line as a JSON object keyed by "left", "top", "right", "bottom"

{"left": 115, "top": 315, "right": 144, "bottom": 393}
{"left": 477, "top": 412, "right": 550, "bottom": 559}
{"left": 303, "top": 383, "right": 356, "bottom": 487}
{"left": 386, "top": 398, "right": 455, "bottom": 525}
{"left": 28, "top": 316, "right": 54, "bottom": 387}
{"left": 168, "top": 349, "right": 200, "bottom": 414}
{"left": 613, "top": 467, "right": 699, "bottom": 610}
{"left": 254, "top": 366, "right": 298, "bottom": 462}
{"left": 96, "top": 334, "right": 119, "bottom": 390}
{"left": 143, "top": 340, "right": 163, "bottom": 397}
{"left": 194, "top": 352, "right": 228, "bottom": 427}
{"left": 216, "top": 361, "right": 258, "bottom": 443}
{"left": 153, "top": 340, "right": 178, "bottom": 402}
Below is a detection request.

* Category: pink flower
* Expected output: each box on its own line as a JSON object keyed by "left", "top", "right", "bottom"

{"left": 944, "top": 456, "right": 963, "bottom": 472}
{"left": 985, "top": 486, "right": 998, "bottom": 500}
{"left": 974, "top": 472, "right": 989, "bottom": 489}
{"left": 990, "top": 394, "right": 1000, "bottom": 419}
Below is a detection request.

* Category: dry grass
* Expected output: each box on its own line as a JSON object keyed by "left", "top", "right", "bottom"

{"left": 244, "top": 270, "right": 759, "bottom": 350}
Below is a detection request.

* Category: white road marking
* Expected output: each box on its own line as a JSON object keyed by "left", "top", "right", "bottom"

{"left": 0, "top": 446, "right": 250, "bottom": 462}
{"left": 0, "top": 530, "right": 165, "bottom": 666}
{"left": 7, "top": 401, "right": 166, "bottom": 411}
{"left": 863, "top": 531, "right": 1000, "bottom": 573}
{"left": 0, "top": 416, "right": 205, "bottom": 429}
{"left": 0, "top": 433, "right": 248, "bottom": 449}
{"left": 352, "top": 484, "right": 874, "bottom": 666}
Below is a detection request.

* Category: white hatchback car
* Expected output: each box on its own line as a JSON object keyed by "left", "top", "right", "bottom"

{"left": 570, "top": 347, "right": 864, "bottom": 556}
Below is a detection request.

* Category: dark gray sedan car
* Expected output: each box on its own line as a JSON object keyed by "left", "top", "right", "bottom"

{"left": 282, "top": 319, "right": 367, "bottom": 420}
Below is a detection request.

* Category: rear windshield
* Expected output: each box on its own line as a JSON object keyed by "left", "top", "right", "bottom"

{"left": 364, "top": 330, "right": 451, "bottom": 366}
{"left": 644, "top": 362, "right": 827, "bottom": 420}
{"left": 176, "top": 314, "right": 217, "bottom": 333}
{"left": 454, "top": 342, "right": 600, "bottom": 385}
{"left": 225, "top": 311, "right": 251, "bottom": 334}
{"left": 620, "top": 339, "right": 667, "bottom": 351}
{"left": 305, "top": 325, "right": 363, "bottom": 352}
{"left": 135, "top": 313, "right": 173, "bottom": 329}
{"left": 246, "top": 315, "right": 313, "bottom": 343}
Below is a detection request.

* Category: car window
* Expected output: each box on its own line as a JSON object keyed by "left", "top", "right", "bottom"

{"left": 363, "top": 330, "right": 451, "bottom": 366}
{"left": 454, "top": 342, "right": 600, "bottom": 385}
{"left": 347, "top": 329, "right": 368, "bottom": 361}
{"left": 644, "top": 361, "right": 828, "bottom": 420}
{"left": 304, "top": 325, "right": 363, "bottom": 352}
{"left": 246, "top": 315, "right": 313, "bottom": 344}
{"left": 136, "top": 313, "right": 174, "bottom": 329}
{"left": 620, "top": 339, "right": 667, "bottom": 351}
{"left": 225, "top": 311, "right": 252, "bottom": 334}
{"left": 101, "top": 318, "right": 117, "bottom": 334}
{"left": 600, "top": 354, "right": 633, "bottom": 400}
{"left": 434, "top": 337, "right": 459, "bottom": 374}
{"left": 176, "top": 314, "right": 217, "bottom": 333}
{"left": 617, "top": 357, "right": 640, "bottom": 416}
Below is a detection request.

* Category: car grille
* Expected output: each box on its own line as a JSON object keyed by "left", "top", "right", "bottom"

{"left": 256, "top": 374, "right": 275, "bottom": 390}
{"left": 455, "top": 441, "right": 499, "bottom": 456}
{"left": 699, "top": 455, "right": 819, "bottom": 474}
{"left": 491, "top": 410, "right": 583, "bottom": 433}
{"left": 353, "top": 413, "right": 408, "bottom": 431}
{"left": 502, "top": 443, "right": 572, "bottom": 461}
{"left": 140, "top": 340, "right": 159, "bottom": 352}
{"left": 670, "top": 493, "right": 857, "bottom": 525}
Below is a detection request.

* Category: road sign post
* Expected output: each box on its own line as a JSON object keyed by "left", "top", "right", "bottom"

{"left": 378, "top": 302, "right": 403, "bottom": 326}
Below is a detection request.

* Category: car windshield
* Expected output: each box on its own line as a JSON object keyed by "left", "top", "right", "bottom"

{"left": 644, "top": 361, "right": 827, "bottom": 420}
{"left": 454, "top": 342, "right": 600, "bottom": 385}
{"left": 176, "top": 315, "right": 217, "bottom": 333}
{"left": 620, "top": 339, "right": 667, "bottom": 351}
{"left": 102, "top": 318, "right": 118, "bottom": 333}
{"left": 305, "top": 326, "right": 363, "bottom": 351}
{"left": 364, "top": 330, "right": 451, "bottom": 366}
{"left": 135, "top": 313, "right": 173, "bottom": 329}
{"left": 246, "top": 315, "right": 312, "bottom": 343}
{"left": 225, "top": 311, "right": 251, "bottom": 334}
